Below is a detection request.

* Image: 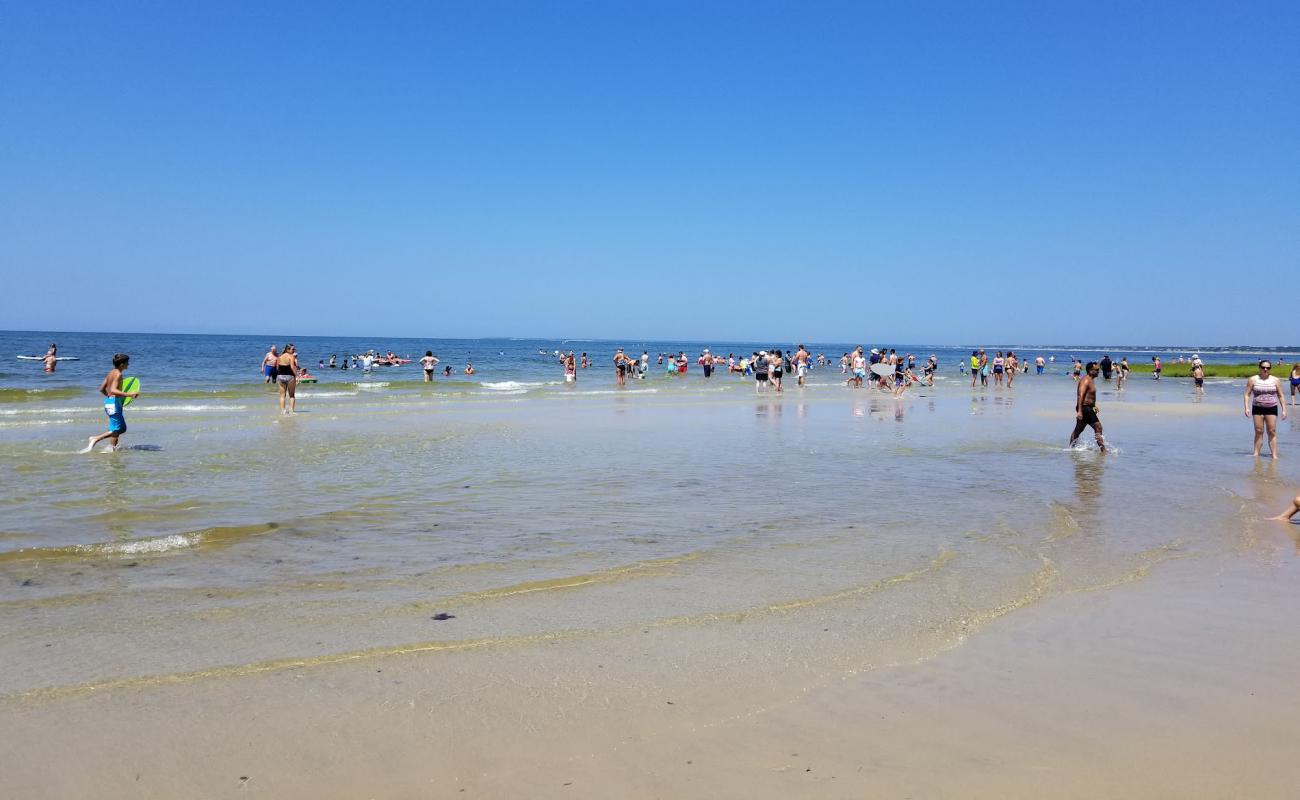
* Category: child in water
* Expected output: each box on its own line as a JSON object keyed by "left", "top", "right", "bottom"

{"left": 83, "top": 353, "right": 139, "bottom": 453}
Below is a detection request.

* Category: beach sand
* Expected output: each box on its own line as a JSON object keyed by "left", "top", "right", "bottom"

{"left": 5, "top": 526, "right": 1299, "bottom": 799}
{"left": 3, "top": 376, "right": 1299, "bottom": 798}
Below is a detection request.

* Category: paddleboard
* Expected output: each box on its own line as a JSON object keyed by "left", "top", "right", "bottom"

{"left": 120, "top": 376, "right": 139, "bottom": 406}
{"left": 870, "top": 364, "right": 894, "bottom": 379}
{"left": 17, "top": 355, "right": 80, "bottom": 361}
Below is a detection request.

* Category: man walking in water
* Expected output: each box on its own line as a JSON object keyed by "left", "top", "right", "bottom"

{"left": 794, "top": 344, "right": 810, "bottom": 387}
{"left": 1069, "top": 361, "right": 1105, "bottom": 452}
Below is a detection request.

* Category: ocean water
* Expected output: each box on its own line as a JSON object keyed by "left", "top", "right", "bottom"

{"left": 1, "top": 330, "right": 1297, "bottom": 699}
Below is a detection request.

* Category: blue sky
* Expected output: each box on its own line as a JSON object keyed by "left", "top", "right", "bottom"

{"left": 2, "top": 1, "right": 1296, "bottom": 344}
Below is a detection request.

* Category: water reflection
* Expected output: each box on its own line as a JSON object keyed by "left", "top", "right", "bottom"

{"left": 1071, "top": 450, "right": 1105, "bottom": 518}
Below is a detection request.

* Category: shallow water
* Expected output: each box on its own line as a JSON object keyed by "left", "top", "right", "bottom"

{"left": 3, "top": 333, "right": 1297, "bottom": 701}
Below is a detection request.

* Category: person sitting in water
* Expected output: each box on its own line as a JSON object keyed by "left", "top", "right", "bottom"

{"left": 464, "top": 362, "right": 475, "bottom": 375}
{"left": 298, "top": 366, "right": 316, "bottom": 381}
{"left": 1272, "top": 493, "right": 1300, "bottom": 522}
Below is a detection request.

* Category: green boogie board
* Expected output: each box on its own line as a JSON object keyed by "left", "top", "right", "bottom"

{"left": 120, "top": 376, "right": 139, "bottom": 406}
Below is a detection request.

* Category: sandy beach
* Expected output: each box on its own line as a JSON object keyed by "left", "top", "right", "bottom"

{"left": 3, "top": 357, "right": 1299, "bottom": 798}
{"left": 5, "top": 518, "right": 1298, "bottom": 799}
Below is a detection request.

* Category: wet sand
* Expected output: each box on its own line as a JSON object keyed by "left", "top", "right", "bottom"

{"left": 3, "top": 376, "right": 1299, "bottom": 798}
{"left": 5, "top": 519, "right": 1300, "bottom": 798}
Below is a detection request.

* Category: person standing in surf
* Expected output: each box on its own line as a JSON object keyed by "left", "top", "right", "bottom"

{"left": 1244, "top": 360, "right": 1286, "bottom": 459}
{"left": 420, "top": 351, "right": 440, "bottom": 382}
{"left": 276, "top": 344, "right": 300, "bottom": 415}
{"left": 794, "top": 344, "right": 810, "bottom": 388}
{"left": 768, "top": 349, "right": 784, "bottom": 392}
{"left": 613, "top": 348, "right": 628, "bottom": 386}
{"left": 84, "top": 353, "right": 139, "bottom": 452}
{"left": 1069, "top": 361, "right": 1105, "bottom": 452}
{"left": 262, "top": 345, "right": 278, "bottom": 384}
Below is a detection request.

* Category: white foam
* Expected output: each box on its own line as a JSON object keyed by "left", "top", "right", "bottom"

{"left": 0, "top": 406, "right": 86, "bottom": 416}
{"left": 297, "top": 391, "right": 359, "bottom": 398}
{"left": 83, "top": 533, "right": 201, "bottom": 555}
{"left": 481, "top": 381, "right": 546, "bottom": 390}
{"left": 565, "top": 388, "right": 660, "bottom": 396}
{"left": 0, "top": 418, "right": 76, "bottom": 428}
{"left": 354, "top": 382, "right": 390, "bottom": 390}
{"left": 131, "top": 405, "right": 247, "bottom": 412}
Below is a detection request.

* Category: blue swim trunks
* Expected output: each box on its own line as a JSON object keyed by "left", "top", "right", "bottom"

{"left": 104, "top": 397, "right": 126, "bottom": 433}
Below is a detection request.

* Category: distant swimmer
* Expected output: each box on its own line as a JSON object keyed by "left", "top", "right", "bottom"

{"left": 1192, "top": 362, "right": 1205, "bottom": 394}
{"left": 262, "top": 345, "right": 278, "bottom": 384}
{"left": 1100, "top": 354, "right": 1113, "bottom": 381}
{"left": 1069, "top": 361, "right": 1105, "bottom": 452}
{"left": 328, "top": 354, "right": 337, "bottom": 368}
{"left": 420, "top": 351, "right": 440, "bottom": 382}
{"left": 443, "top": 363, "right": 452, "bottom": 377}
{"left": 42, "top": 343, "right": 58, "bottom": 373}
{"left": 276, "top": 343, "right": 300, "bottom": 415}
{"left": 464, "top": 362, "right": 475, "bottom": 375}
{"left": 83, "top": 353, "right": 138, "bottom": 453}
{"left": 1117, "top": 357, "right": 1129, "bottom": 389}
{"left": 1035, "top": 355, "right": 1045, "bottom": 375}
{"left": 1245, "top": 360, "right": 1285, "bottom": 459}
{"left": 1291, "top": 363, "right": 1300, "bottom": 401}
{"left": 564, "top": 351, "right": 577, "bottom": 383}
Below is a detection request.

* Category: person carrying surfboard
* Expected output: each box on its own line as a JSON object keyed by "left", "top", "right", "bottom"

{"left": 84, "top": 353, "right": 139, "bottom": 452}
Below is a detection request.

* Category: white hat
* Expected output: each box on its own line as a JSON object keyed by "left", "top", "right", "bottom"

{"left": 703, "top": 348, "right": 709, "bottom": 353}
{"left": 870, "top": 349, "right": 880, "bottom": 355}
{"left": 759, "top": 350, "right": 768, "bottom": 356}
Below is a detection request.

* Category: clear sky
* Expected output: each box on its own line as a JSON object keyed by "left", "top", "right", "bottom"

{"left": 2, "top": 1, "right": 1297, "bottom": 344}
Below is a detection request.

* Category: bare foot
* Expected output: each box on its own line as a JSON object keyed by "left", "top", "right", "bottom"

{"left": 79, "top": 437, "right": 96, "bottom": 454}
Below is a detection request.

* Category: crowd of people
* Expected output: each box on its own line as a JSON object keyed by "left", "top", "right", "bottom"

{"left": 69, "top": 342, "right": 1296, "bottom": 478}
